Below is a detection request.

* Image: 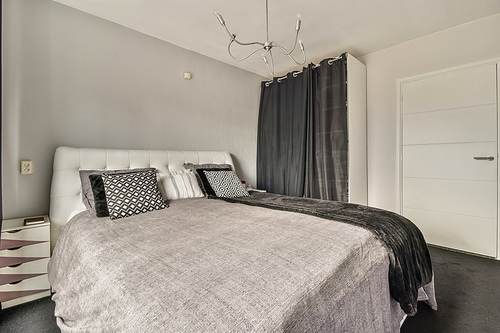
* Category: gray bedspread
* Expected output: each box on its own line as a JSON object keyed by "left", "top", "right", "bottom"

{"left": 48, "top": 198, "right": 433, "bottom": 332}
{"left": 217, "top": 193, "right": 435, "bottom": 315}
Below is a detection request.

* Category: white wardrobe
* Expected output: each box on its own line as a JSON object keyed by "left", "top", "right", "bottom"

{"left": 346, "top": 54, "right": 368, "bottom": 205}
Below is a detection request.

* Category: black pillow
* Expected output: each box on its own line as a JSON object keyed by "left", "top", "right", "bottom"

{"left": 89, "top": 174, "right": 110, "bottom": 217}
{"left": 195, "top": 167, "right": 232, "bottom": 196}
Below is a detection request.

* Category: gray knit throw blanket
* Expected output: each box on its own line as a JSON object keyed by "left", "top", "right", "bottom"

{"left": 216, "top": 192, "right": 433, "bottom": 315}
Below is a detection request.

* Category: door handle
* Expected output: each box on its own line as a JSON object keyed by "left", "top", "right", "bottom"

{"left": 473, "top": 156, "right": 495, "bottom": 161}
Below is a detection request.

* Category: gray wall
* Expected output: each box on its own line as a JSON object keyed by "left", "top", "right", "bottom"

{"left": 2, "top": 0, "right": 265, "bottom": 219}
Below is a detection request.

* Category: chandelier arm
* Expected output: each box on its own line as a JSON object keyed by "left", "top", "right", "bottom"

{"left": 231, "top": 38, "right": 265, "bottom": 47}
{"left": 262, "top": 50, "right": 275, "bottom": 76}
{"left": 274, "top": 43, "right": 305, "bottom": 65}
{"left": 287, "top": 52, "right": 306, "bottom": 66}
{"left": 277, "top": 36, "right": 306, "bottom": 65}
{"left": 220, "top": 23, "right": 234, "bottom": 39}
{"left": 274, "top": 42, "right": 296, "bottom": 56}
{"left": 264, "top": 49, "right": 274, "bottom": 76}
{"left": 219, "top": 16, "right": 265, "bottom": 47}
{"left": 287, "top": 39, "right": 306, "bottom": 65}
{"left": 273, "top": 31, "right": 300, "bottom": 56}
{"left": 228, "top": 40, "right": 265, "bottom": 62}
{"left": 270, "top": 49, "right": 275, "bottom": 75}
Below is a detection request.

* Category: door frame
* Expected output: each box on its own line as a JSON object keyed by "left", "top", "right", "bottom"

{"left": 396, "top": 58, "right": 500, "bottom": 259}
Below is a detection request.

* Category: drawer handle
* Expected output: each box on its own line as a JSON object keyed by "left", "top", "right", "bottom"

{"left": 7, "top": 246, "right": 23, "bottom": 251}
{"left": 6, "top": 229, "right": 22, "bottom": 234}
{"left": 9, "top": 280, "right": 23, "bottom": 285}
{"left": 8, "top": 263, "right": 22, "bottom": 268}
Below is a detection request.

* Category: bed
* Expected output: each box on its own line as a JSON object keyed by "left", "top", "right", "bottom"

{"left": 48, "top": 146, "right": 437, "bottom": 333}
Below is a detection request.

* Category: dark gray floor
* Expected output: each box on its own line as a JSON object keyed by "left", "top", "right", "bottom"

{"left": 1, "top": 246, "right": 499, "bottom": 332}
{"left": 401, "top": 246, "right": 500, "bottom": 333}
{"left": 0, "top": 295, "right": 59, "bottom": 333}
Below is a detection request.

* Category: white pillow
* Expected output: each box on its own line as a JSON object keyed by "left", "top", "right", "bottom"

{"left": 159, "top": 170, "right": 204, "bottom": 200}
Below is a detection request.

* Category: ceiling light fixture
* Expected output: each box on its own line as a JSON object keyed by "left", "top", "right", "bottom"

{"left": 215, "top": 0, "right": 306, "bottom": 76}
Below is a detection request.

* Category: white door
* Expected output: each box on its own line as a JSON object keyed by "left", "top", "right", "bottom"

{"left": 401, "top": 61, "right": 499, "bottom": 258}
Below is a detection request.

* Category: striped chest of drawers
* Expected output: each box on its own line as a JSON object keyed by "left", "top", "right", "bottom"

{"left": 0, "top": 216, "right": 51, "bottom": 309}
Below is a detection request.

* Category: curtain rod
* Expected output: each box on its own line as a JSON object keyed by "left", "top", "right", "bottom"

{"left": 264, "top": 54, "right": 345, "bottom": 86}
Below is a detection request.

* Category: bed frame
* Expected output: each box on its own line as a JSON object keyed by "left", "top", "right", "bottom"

{"left": 49, "top": 146, "right": 234, "bottom": 249}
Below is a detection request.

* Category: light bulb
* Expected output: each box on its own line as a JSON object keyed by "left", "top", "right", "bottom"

{"left": 215, "top": 11, "right": 225, "bottom": 26}
{"left": 296, "top": 14, "right": 302, "bottom": 31}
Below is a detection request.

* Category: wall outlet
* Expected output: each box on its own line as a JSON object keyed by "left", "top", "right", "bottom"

{"left": 20, "top": 160, "right": 33, "bottom": 175}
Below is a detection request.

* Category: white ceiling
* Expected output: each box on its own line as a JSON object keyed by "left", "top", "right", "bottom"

{"left": 52, "top": 0, "right": 500, "bottom": 78}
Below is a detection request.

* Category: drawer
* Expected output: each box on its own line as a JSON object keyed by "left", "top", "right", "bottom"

{"left": 0, "top": 290, "right": 51, "bottom": 309}
{"left": 0, "top": 274, "right": 49, "bottom": 292}
{"left": 0, "top": 242, "right": 50, "bottom": 258}
{"left": 0, "top": 258, "right": 49, "bottom": 275}
{"left": 2, "top": 225, "right": 50, "bottom": 242}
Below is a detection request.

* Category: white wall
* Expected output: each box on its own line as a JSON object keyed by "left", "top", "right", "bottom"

{"left": 2, "top": 0, "right": 265, "bottom": 219}
{"left": 359, "top": 13, "right": 500, "bottom": 213}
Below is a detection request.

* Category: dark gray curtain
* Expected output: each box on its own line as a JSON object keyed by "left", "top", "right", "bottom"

{"left": 257, "top": 54, "right": 347, "bottom": 201}
{"left": 257, "top": 70, "right": 308, "bottom": 196}
{"left": 305, "top": 56, "right": 348, "bottom": 201}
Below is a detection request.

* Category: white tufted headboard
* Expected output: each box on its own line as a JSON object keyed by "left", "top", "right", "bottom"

{"left": 49, "top": 146, "right": 234, "bottom": 249}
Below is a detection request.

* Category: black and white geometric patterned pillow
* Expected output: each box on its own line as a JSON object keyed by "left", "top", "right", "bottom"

{"left": 202, "top": 170, "right": 250, "bottom": 198}
{"left": 101, "top": 170, "right": 167, "bottom": 219}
